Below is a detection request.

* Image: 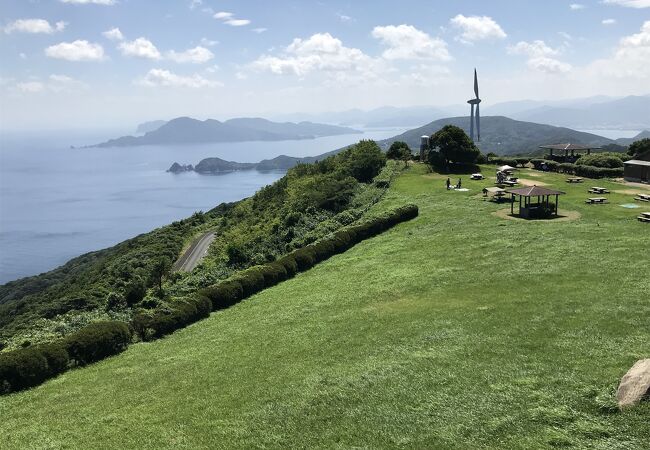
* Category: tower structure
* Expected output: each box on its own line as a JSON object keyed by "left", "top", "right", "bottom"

{"left": 467, "top": 69, "right": 481, "bottom": 142}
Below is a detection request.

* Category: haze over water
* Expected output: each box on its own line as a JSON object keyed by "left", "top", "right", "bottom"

{"left": 0, "top": 128, "right": 403, "bottom": 284}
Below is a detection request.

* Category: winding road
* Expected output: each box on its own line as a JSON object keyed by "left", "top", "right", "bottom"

{"left": 173, "top": 232, "right": 216, "bottom": 272}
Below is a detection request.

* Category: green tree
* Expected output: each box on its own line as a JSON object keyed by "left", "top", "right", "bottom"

{"left": 151, "top": 257, "right": 172, "bottom": 296}
{"left": 386, "top": 141, "right": 411, "bottom": 160}
{"left": 428, "top": 125, "right": 480, "bottom": 167}
{"left": 337, "top": 140, "right": 386, "bottom": 183}
{"left": 628, "top": 138, "right": 650, "bottom": 157}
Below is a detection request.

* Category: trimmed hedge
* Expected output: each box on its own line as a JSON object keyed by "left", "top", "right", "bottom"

{"left": 63, "top": 321, "right": 132, "bottom": 365}
{"left": 132, "top": 294, "right": 212, "bottom": 341}
{"left": 1, "top": 203, "right": 419, "bottom": 394}
{"left": 530, "top": 159, "right": 624, "bottom": 178}
{"left": 0, "top": 320, "right": 131, "bottom": 394}
{"left": 190, "top": 203, "right": 419, "bottom": 326}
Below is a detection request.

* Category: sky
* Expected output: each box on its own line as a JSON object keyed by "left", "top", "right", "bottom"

{"left": 1, "top": 0, "right": 649, "bottom": 130}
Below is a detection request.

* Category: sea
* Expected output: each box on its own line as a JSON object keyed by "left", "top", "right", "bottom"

{"left": 0, "top": 128, "right": 406, "bottom": 284}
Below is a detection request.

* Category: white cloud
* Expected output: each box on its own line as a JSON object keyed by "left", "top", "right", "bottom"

{"left": 200, "top": 37, "right": 218, "bottom": 46}
{"left": 4, "top": 19, "right": 66, "bottom": 34}
{"left": 224, "top": 19, "right": 251, "bottom": 26}
{"left": 508, "top": 40, "right": 560, "bottom": 57}
{"left": 59, "top": 0, "right": 116, "bottom": 4}
{"left": 213, "top": 11, "right": 233, "bottom": 19}
{"left": 252, "top": 32, "right": 378, "bottom": 79}
{"left": 102, "top": 27, "right": 124, "bottom": 41}
{"left": 569, "top": 4, "right": 586, "bottom": 10}
{"left": 527, "top": 57, "right": 572, "bottom": 73}
{"left": 337, "top": 13, "right": 354, "bottom": 22}
{"left": 167, "top": 46, "right": 214, "bottom": 64}
{"left": 449, "top": 14, "right": 507, "bottom": 43}
{"left": 189, "top": 0, "right": 202, "bottom": 9}
{"left": 45, "top": 40, "right": 105, "bottom": 61}
{"left": 137, "top": 68, "right": 222, "bottom": 88}
{"left": 372, "top": 25, "right": 451, "bottom": 61}
{"left": 214, "top": 11, "right": 250, "bottom": 26}
{"left": 508, "top": 40, "right": 571, "bottom": 73}
{"left": 252, "top": 28, "right": 267, "bottom": 34}
{"left": 17, "top": 81, "right": 44, "bottom": 93}
{"left": 19, "top": 52, "right": 27, "bottom": 59}
{"left": 602, "top": 0, "right": 650, "bottom": 7}
{"left": 119, "top": 37, "right": 161, "bottom": 59}
{"left": 587, "top": 20, "right": 650, "bottom": 79}
{"left": 48, "top": 74, "right": 88, "bottom": 91}
{"left": 602, "top": 18, "right": 617, "bottom": 25}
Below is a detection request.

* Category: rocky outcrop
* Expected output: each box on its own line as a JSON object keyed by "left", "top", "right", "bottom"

{"left": 167, "top": 162, "right": 194, "bottom": 173}
{"left": 617, "top": 359, "right": 650, "bottom": 409}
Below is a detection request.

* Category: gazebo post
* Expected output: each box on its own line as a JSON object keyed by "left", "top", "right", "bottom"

{"left": 511, "top": 194, "right": 515, "bottom": 214}
{"left": 555, "top": 194, "right": 559, "bottom": 216}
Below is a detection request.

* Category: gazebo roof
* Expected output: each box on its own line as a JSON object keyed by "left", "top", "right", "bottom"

{"left": 539, "top": 143, "right": 601, "bottom": 151}
{"left": 497, "top": 165, "right": 516, "bottom": 172}
{"left": 505, "top": 185, "right": 565, "bottom": 197}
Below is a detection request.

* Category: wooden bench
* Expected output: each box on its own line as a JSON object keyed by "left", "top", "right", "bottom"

{"left": 638, "top": 213, "right": 650, "bottom": 223}
{"left": 586, "top": 197, "right": 609, "bottom": 204}
{"left": 634, "top": 194, "right": 650, "bottom": 202}
{"left": 588, "top": 187, "right": 610, "bottom": 194}
{"left": 566, "top": 177, "right": 583, "bottom": 183}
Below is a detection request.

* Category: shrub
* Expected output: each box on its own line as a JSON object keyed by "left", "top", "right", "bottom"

{"left": 232, "top": 267, "right": 266, "bottom": 297}
{"left": 0, "top": 347, "right": 49, "bottom": 394}
{"left": 201, "top": 279, "right": 244, "bottom": 311}
{"left": 63, "top": 321, "right": 131, "bottom": 365}
{"left": 291, "top": 247, "right": 316, "bottom": 271}
{"left": 576, "top": 153, "right": 625, "bottom": 168}
{"left": 259, "top": 262, "right": 288, "bottom": 286}
{"left": 276, "top": 255, "right": 298, "bottom": 277}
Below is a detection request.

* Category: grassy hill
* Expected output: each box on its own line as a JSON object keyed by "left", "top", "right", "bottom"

{"left": 1, "top": 165, "right": 648, "bottom": 448}
{"left": 380, "top": 116, "right": 615, "bottom": 156}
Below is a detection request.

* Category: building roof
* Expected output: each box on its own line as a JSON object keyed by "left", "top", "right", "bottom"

{"left": 505, "top": 185, "right": 565, "bottom": 196}
{"left": 539, "top": 143, "right": 602, "bottom": 151}
{"left": 624, "top": 159, "right": 650, "bottom": 167}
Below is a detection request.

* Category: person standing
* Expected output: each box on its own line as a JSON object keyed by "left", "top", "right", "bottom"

{"left": 457, "top": 178, "right": 462, "bottom": 189}
{"left": 446, "top": 178, "right": 451, "bottom": 190}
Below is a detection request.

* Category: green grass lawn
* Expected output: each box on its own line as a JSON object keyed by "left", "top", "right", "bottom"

{"left": 1, "top": 165, "right": 649, "bottom": 449}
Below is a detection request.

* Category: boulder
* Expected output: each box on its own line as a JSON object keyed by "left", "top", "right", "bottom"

{"left": 616, "top": 359, "right": 650, "bottom": 409}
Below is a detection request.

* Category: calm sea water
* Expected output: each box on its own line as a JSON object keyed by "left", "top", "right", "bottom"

{"left": 0, "top": 128, "right": 404, "bottom": 284}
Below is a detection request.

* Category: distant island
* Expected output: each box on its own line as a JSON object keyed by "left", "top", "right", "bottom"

{"left": 91, "top": 117, "right": 362, "bottom": 148}
{"left": 168, "top": 154, "right": 324, "bottom": 174}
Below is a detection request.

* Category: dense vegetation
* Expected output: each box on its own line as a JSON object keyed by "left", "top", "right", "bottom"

{"left": 0, "top": 140, "right": 393, "bottom": 350}
{"left": 628, "top": 137, "right": 650, "bottom": 157}
{"left": 575, "top": 152, "right": 628, "bottom": 168}
{"left": 1, "top": 165, "right": 647, "bottom": 448}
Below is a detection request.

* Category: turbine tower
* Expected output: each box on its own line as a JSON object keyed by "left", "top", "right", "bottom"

{"left": 467, "top": 68, "right": 481, "bottom": 142}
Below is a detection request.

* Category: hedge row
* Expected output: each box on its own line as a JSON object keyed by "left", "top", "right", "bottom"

{"left": 1, "top": 204, "right": 419, "bottom": 394}
{"left": 530, "top": 159, "right": 624, "bottom": 178}
{"left": 0, "top": 321, "right": 130, "bottom": 394}
{"left": 488, "top": 157, "right": 530, "bottom": 167}
{"left": 134, "top": 204, "right": 419, "bottom": 340}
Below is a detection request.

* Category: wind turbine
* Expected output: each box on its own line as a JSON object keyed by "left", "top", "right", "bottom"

{"left": 467, "top": 69, "right": 481, "bottom": 142}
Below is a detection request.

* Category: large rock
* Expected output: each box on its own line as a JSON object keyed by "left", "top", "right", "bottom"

{"left": 617, "top": 359, "right": 650, "bottom": 409}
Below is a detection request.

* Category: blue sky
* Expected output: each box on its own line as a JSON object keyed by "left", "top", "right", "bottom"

{"left": 1, "top": 0, "right": 649, "bottom": 130}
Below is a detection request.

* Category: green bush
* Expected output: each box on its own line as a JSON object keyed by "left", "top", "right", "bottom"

{"left": 0, "top": 342, "right": 70, "bottom": 394}
{"left": 291, "top": 247, "right": 317, "bottom": 271}
{"left": 63, "top": 321, "right": 131, "bottom": 365}
{"left": 276, "top": 256, "right": 298, "bottom": 277}
{"left": 576, "top": 153, "right": 626, "bottom": 168}
{"left": 232, "top": 267, "right": 266, "bottom": 297}
{"left": 202, "top": 280, "right": 244, "bottom": 311}
{"left": 259, "top": 262, "right": 288, "bottom": 286}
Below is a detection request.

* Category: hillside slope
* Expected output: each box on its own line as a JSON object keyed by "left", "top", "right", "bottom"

{"left": 1, "top": 166, "right": 648, "bottom": 448}
{"left": 380, "top": 116, "right": 614, "bottom": 155}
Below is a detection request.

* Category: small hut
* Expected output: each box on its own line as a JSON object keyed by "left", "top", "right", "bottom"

{"left": 506, "top": 185, "right": 565, "bottom": 219}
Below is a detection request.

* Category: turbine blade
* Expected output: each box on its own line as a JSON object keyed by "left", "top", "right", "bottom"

{"left": 476, "top": 102, "right": 480, "bottom": 141}
{"left": 474, "top": 69, "right": 479, "bottom": 98}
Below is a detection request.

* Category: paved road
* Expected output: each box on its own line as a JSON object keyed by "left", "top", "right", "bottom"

{"left": 173, "top": 232, "right": 216, "bottom": 272}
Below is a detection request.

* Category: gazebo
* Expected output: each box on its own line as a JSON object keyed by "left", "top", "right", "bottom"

{"left": 540, "top": 143, "right": 601, "bottom": 162}
{"left": 506, "top": 185, "right": 565, "bottom": 219}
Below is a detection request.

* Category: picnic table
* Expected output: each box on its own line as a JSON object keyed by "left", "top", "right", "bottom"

{"left": 586, "top": 197, "right": 609, "bottom": 204}
{"left": 638, "top": 212, "right": 650, "bottom": 223}
{"left": 499, "top": 180, "right": 518, "bottom": 187}
{"left": 634, "top": 193, "right": 650, "bottom": 202}
{"left": 471, "top": 173, "right": 484, "bottom": 180}
{"left": 566, "top": 177, "right": 583, "bottom": 183}
{"left": 588, "top": 187, "right": 610, "bottom": 194}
